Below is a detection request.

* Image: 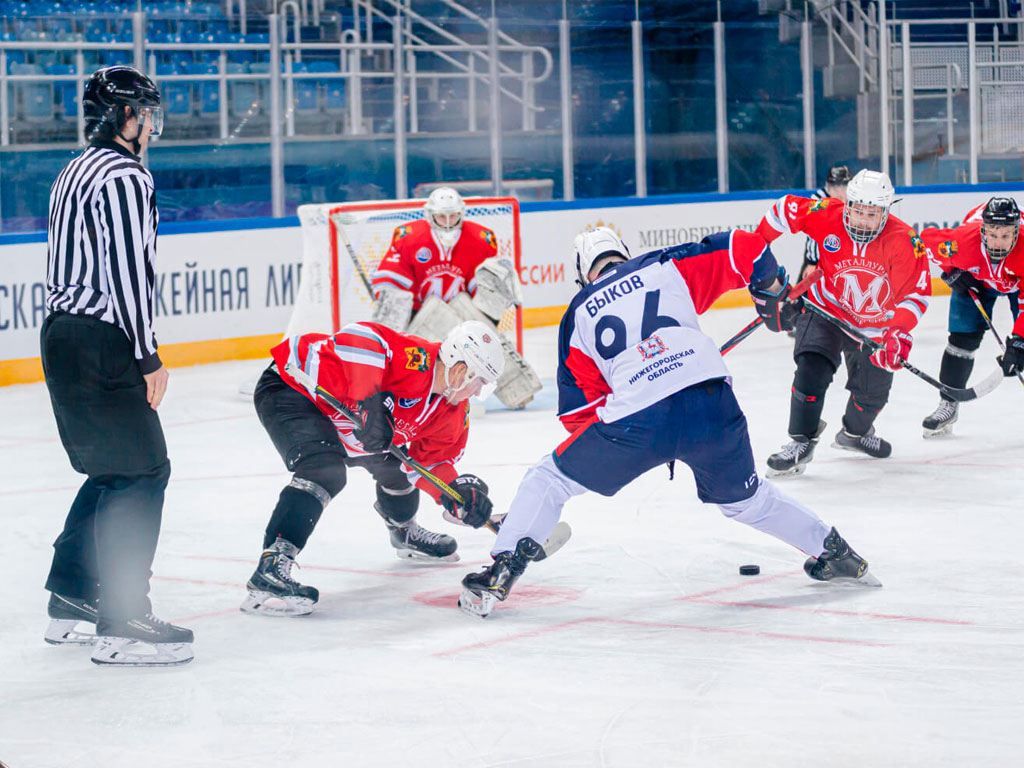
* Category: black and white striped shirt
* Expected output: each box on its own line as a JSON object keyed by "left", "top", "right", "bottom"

{"left": 46, "top": 139, "right": 162, "bottom": 374}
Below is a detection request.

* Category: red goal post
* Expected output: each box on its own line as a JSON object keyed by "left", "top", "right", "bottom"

{"left": 287, "top": 197, "right": 524, "bottom": 353}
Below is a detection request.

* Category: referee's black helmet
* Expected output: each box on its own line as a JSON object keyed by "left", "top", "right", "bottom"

{"left": 83, "top": 66, "right": 162, "bottom": 138}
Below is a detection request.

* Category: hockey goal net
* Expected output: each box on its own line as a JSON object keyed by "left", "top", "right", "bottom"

{"left": 287, "top": 197, "right": 523, "bottom": 352}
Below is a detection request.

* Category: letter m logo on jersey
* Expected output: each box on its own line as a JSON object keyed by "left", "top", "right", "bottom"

{"left": 637, "top": 334, "right": 668, "bottom": 361}
{"left": 838, "top": 271, "right": 888, "bottom": 316}
{"left": 405, "top": 346, "right": 430, "bottom": 372}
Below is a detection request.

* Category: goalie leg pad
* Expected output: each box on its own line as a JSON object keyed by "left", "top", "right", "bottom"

{"left": 447, "top": 293, "right": 542, "bottom": 409}
{"left": 371, "top": 286, "right": 414, "bottom": 333}
{"left": 406, "top": 295, "right": 463, "bottom": 341}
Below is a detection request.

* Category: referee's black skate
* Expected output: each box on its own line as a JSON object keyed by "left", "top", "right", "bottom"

{"left": 767, "top": 421, "right": 826, "bottom": 477}
{"left": 832, "top": 425, "right": 892, "bottom": 458}
{"left": 45, "top": 592, "right": 98, "bottom": 645}
{"left": 804, "top": 527, "right": 881, "bottom": 587}
{"left": 922, "top": 399, "right": 959, "bottom": 438}
{"left": 376, "top": 503, "right": 458, "bottom": 562}
{"left": 459, "top": 537, "right": 543, "bottom": 618}
{"left": 241, "top": 537, "right": 319, "bottom": 617}
{"left": 91, "top": 614, "right": 194, "bottom": 666}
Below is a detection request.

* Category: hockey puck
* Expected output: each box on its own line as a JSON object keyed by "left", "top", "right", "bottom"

{"left": 739, "top": 564, "right": 760, "bottom": 576}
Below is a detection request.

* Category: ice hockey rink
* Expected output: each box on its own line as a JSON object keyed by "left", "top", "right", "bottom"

{"left": 2, "top": 294, "right": 1022, "bottom": 768}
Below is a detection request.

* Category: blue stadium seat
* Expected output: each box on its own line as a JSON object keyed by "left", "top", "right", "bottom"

{"left": 185, "top": 61, "right": 220, "bottom": 118}
{"left": 157, "top": 62, "right": 192, "bottom": 117}
{"left": 11, "top": 62, "right": 52, "bottom": 122}
{"left": 226, "top": 61, "right": 258, "bottom": 117}
{"left": 46, "top": 62, "right": 77, "bottom": 119}
{"left": 308, "top": 61, "right": 343, "bottom": 116}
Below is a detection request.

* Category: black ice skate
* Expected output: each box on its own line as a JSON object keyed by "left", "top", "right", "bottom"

{"left": 91, "top": 614, "right": 194, "bottom": 666}
{"left": 459, "top": 537, "right": 543, "bottom": 618}
{"left": 241, "top": 537, "right": 320, "bottom": 617}
{"left": 44, "top": 592, "right": 98, "bottom": 645}
{"left": 832, "top": 425, "right": 892, "bottom": 458}
{"left": 804, "top": 527, "right": 881, "bottom": 587}
{"left": 922, "top": 399, "right": 959, "bottom": 438}
{"left": 766, "top": 421, "right": 826, "bottom": 477}
{"left": 376, "top": 503, "right": 458, "bottom": 562}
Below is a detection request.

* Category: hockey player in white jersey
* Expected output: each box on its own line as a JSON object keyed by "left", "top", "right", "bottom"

{"left": 459, "top": 227, "right": 880, "bottom": 617}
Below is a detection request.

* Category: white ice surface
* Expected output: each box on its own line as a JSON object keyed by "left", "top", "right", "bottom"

{"left": 2, "top": 295, "right": 1023, "bottom": 768}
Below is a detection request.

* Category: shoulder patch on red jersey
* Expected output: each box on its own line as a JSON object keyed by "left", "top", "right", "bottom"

{"left": 937, "top": 239, "right": 958, "bottom": 260}
{"left": 405, "top": 346, "right": 430, "bottom": 372}
{"left": 810, "top": 198, "right": 830, "bottom": 212}
{"left": 909, "top": 229, "right": 926, "bottom": 259}
{"left": 464, "top": 400, "right": 470, "bottom": 429}
{"left": 480, "top": 228, "right": 497, "bottom": 248}
{"left": 395, "top": 224, "right": 412, "bottom": 240}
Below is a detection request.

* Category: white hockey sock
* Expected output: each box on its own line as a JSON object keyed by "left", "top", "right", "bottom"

{"left": 716, "top": 480, "right": 831, "bottom": 556}
{"left": 491, "top": 452, "right": 587, "bottom": 556}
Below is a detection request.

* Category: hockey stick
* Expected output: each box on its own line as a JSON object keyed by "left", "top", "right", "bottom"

{"left": 966, "top": 287, "right": 1024, "bottom": 388}
{"left": 719, "top": 267, "right": 823, "bottom": 355}
{"left": 801, "top": 301, "right": 1004, "bottom": 402}
{"left": 330, "top": 211, "right": 375, "bottom": 297}
{"left": 282, "top": 363, "right": 570, "bottom": 558}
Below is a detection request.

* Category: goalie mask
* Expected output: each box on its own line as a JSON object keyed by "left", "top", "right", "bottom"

{"left": 980, "top": 196, "right": 1020, "bottom": 262}
{"left": 439, "top": 321, "right": 505, "bottom": 402}
{"left": 573, "top": 227, "right": 630, "bottom": 287}
{"left": 425, "top": 186, "right": 466, "bottom": 250}
{"left": 843, "top": 169, "right": 894, "bottom": 244}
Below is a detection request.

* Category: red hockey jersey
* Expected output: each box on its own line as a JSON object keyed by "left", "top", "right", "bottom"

{"left": 270, "top": 322, "right": 470, "bottom": 503}
{"left": 370, "top": 219, "right": 499, "bottom": 310}
{"left": 757, "top": 195, "right": 931, "bottom": 340}
{"left": 919, "top": 202, "right": 1024, "bottom": 337}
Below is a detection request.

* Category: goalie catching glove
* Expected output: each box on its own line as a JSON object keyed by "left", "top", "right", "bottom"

{"left": 870, "top": 327, "right": 913, "bottom": 372}
{"left": 353, "top": 391, "right": 395, "bottom": 452}
{"left": 440, "top": 474, "right": 493, "bottom": 528}
{"left": 749, "top": 268, "right": 803, "bottom": 332}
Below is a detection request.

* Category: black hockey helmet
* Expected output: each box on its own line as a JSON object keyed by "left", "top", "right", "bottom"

{"left": 83, "top": 66, "right": 163, "bottom": 143}
{"left": 980, "top": 196, "right": 1020, "bottom": 260}
{"left": 825, "top": 164, "right": 852, "bottom": 187}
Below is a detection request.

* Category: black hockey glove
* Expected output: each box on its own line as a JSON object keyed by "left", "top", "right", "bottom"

{"left": 749, "top": 281, "right": 803, "bottom": 333}
{"left": 999, "top": 335, "right": 1024, "bottom": 377}
{"left": 941, "top": 268, "right": 984, "bottom": 296}
{"left": 440, "top": 474, "right": 493, "bottom": 529}
{"left": 353, "top": 391, "right": 395, "bottom": 452}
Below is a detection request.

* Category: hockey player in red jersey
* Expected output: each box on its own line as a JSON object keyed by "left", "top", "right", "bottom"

{"left": 370, "top": 186, "right": 540, "bottom": 409}
{"left": 918, "top": 197, "right": 1024, "bottom": 436}
{"left": 457, "top": 227, "right": 878, "bottom": 619}
{"left": 754, "top": 169, "right": 931, "bottom": 475}
{"left": 241, "top": 320, "right": 504, "bottom": 616}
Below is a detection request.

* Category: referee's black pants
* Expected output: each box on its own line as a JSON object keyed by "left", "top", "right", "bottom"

{"left": 40, "top": 313, "right": 170, "bottom": 623}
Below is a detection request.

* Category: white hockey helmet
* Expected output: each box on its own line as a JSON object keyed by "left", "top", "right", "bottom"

{"left": 573, "top": 226, "right": 630, "bottom": 287}
{"left": 424, "top": 186, "right": 466, "bottom": 249}
{"left": 843, "top": 169, "right": 895, "bottom": 244}
{"left": 440, "top": 320, "right": 505, "bottom": 393}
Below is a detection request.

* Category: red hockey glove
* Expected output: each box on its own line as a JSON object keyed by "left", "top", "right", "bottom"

{"left": 870, "top": 327, "right": 913, "bottom": 372}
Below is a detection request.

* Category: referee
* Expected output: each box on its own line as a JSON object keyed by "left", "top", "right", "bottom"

{"left": 41, "top": 66, "right": 193, "bottom": 666}
{"left": 798, "top": 163, "right": 852, "bottom": 281}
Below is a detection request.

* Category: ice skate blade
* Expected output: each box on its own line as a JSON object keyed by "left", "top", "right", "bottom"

{"left": 458, "top": 588, "right": 497, "bottom": 619}
{"left": 922, "top": 424, "right": 955, "bottom": 439}
{"left": 816, "top": 570, "right": 883, "bottom": 588}
{"left": 240, "top": 590, "right": 316, "bottom": 617}
{"left": 830, "top": 439, "right": 884, "bottom": 457}
{"left": 44, "top": 618, "right": 97, "bottom": 645}
{"left": 90, "top": 636, "right": 194, "bottom": 666}
{"left": 394, "top": 548, "right": 460, "bottom": 563}
{"left": 765, "top": 464, "right": 808, "bottom": 478}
